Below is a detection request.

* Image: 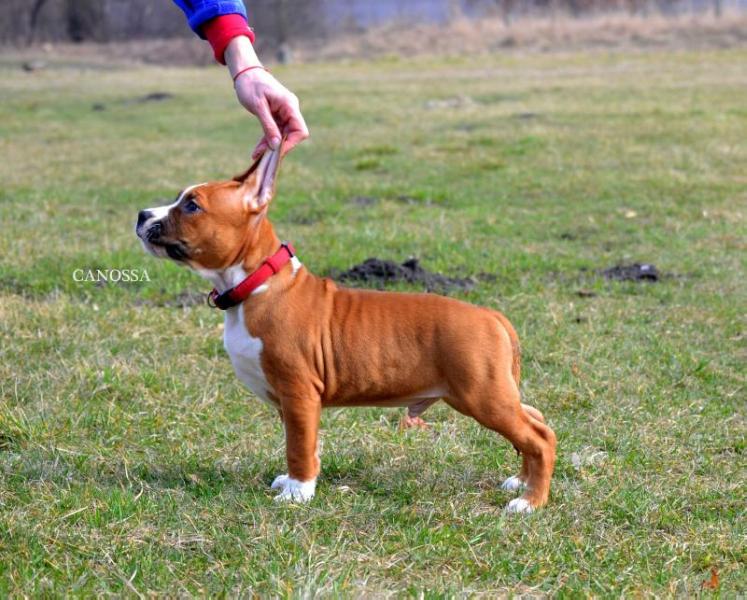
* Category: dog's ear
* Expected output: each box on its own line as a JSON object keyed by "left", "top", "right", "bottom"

{"left": 233, "top": 145, "right": 282, "bottom": 213}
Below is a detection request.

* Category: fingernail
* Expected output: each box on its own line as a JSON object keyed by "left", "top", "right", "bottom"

{"left": 269, "top": 137, "right": 281, "bottom": 150}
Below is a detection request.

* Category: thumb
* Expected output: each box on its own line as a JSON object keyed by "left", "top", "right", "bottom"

{"left": 254, "top": 100, "right": 281, "bottom": 151}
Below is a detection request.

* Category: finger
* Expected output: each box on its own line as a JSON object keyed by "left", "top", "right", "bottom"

{"left": 254, "top": 99, "right": 282, "bottom": 150}
{"left": 278, "top": 109, "right": 309, "bottom": 156}
{"left": 252, "top": 137, "right": 269, "bottom": 160}
{"left": 283, "top": 128, "right": 309, "bottom": 157}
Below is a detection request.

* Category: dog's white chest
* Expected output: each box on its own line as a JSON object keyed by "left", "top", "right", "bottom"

{"left": 223, "top": 308, "right": 275, "bottom": 405}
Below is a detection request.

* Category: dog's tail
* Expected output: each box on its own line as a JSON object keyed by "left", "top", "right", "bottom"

{"left": 492, "top": 310, "right": 521, "bottom": 387}
{"left": 492, "top": 310, "right": 546, "bottom": 424}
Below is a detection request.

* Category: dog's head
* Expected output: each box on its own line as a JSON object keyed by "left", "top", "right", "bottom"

{"left": 136, "top": 147, "right": 281, "bottom": 270}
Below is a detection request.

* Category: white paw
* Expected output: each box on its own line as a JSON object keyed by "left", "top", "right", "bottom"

{"left": 505, "top": 498, "right": 534, "bottom": 514}
{"left": 500, "top": 475, "right": 526, "bottom": 491}
{"left": 270, "top": 474, "right": 316, "bottom": 503}
{"left": 270, "top": 474, "right": 289, "bottom": 489}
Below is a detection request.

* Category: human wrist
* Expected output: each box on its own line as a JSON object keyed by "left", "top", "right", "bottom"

{"left": 225, "top": 36, "right": 263, "bottom": 79}
{"left": 203, "top": 15, "right": 255, "bottom": 65}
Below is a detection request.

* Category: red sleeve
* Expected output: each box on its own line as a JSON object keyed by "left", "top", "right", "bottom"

{"left": 202, "top": 14, "right": 256, "bottom": 65}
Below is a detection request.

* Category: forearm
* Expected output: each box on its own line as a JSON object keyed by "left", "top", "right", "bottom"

{"left": 224, "top": 36, "right": 263, "bottom": 79}
{"left": 175, "top": 0, "right": 308, "bottom": 155}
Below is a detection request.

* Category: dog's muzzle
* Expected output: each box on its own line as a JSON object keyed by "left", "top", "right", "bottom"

{"left": 135, "top": 210, "right": 160, "bottom": 241}
{"left": 136, "top": 210, "right": 189, "bottom": 260}
{"left": 136, "top": 209, "right": 152, "bottom": 230}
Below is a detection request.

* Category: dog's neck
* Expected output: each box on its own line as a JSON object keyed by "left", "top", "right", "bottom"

{"left": 197, "top": 263, "right": 248, "bottom": 294}
{"left": 195, "top": 218, "right": 285, "bottom": 294}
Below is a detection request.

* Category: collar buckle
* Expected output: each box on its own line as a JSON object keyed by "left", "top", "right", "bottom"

{"left": 281, "top": 242, "right": 295, "bottom": 257}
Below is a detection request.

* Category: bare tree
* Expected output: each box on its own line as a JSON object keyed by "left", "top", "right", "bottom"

{"left": 27, "top": 0, "right": 51, "bottom": 45}
{"left": 65, "top": 0, "right": 106, "bottom": 42}
{"left": 250, "top": 0, "right": 327, "bottom": 49}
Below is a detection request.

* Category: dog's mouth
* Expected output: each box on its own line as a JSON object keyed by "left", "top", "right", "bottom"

{"left": 162, "top": 241, "right": 190, "bottom": 261}
{"left": 145, "top": 239, "right": 190, "bottom": 261}
{"left": 138, "top": 224, "right": 190, "bottom": 262}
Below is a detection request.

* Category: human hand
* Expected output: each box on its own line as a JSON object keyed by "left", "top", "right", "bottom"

{"left": 225, "top": 37, "right": 309, "bottom": 158}
{"left": 234, "top": 68, "right": 309, "bottom": 158}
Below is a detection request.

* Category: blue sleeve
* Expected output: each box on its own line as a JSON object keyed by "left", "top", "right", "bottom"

{"left": 172, "top": 0, "right": 248, "bottom": 37}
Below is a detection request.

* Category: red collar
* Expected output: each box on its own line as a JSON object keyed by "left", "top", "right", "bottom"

{"left": 207, "top": 243, "right": 295, "bottom": 310}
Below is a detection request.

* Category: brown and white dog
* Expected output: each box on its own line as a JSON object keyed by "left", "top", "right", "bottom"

{"left": 136, "top": 147, "right": 556, "bottom": 512}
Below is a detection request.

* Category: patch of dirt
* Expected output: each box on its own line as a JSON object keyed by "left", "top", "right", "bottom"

{"left": 92, "top": 91, "right": 174, "bottom": 112}
{"left": 454, "top": 122, "right": 478, "bottom": 132}
{"left": 282, "top": 205, "right": 327, "bottom": 225}
{"left": 576, "top": 289, "right": 597, "bottom": 297}
{"left": 349, "top": 195, "right": 439, "bottom": 207}
{"left": 602, "top": 263, "right": 660, "bottom": 282}
{"left": 135, "top": 290, "right": 205, "bottom": 308}
{"left": 167, "top": 290, "right": 205, "bottom": 307}
{"left": 350, "top": 195, "right": 379, "bottom": 206}
{"left": 425, "top": 95, "right": 475, "bottom": 110}
{"left": 133, "top": 92, "right": 174, "bottom": 103}
{"left": 476, "top": 272, "right": 498, "bottom": 283}
{"left": 21, "top": 60, "right": 47, "bottom": 72}
{"left": 395, "top": 195, "right": 436, "bottom": 206}
{"left": 330, "top": 257, "right": 478, "bottom": 293}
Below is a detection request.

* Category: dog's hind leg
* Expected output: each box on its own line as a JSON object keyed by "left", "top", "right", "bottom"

{"left": 504, "top": 413, "right": 556, "bottom": 512}
{"left": 502, "top": 403, "right": 547, "bottom": 492}
{"left": 497, "top": 312, "right": 555, "bottom": 505}
{"left": 460, "top": 384, "right": 556, "bottom": 512}
{"left": 446, "top": 365, "right": 555, "bottom": 512}
{"left": 488, "top": 310, "right": 553, "bottom": 499}
{"left": 400, "top": 398, "right": 438, "bottom": 429}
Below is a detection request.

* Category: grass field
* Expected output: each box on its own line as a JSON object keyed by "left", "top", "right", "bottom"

{"left": 0, "top": 47, "right": 745, "bottom": 596}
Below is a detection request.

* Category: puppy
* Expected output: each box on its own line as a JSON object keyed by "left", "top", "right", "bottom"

{"left": 136, "top": 147, "right": 556, "bottom": 512}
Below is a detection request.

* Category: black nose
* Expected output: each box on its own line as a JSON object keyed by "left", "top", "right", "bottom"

{"left": 137, "top": 210, "right": 153, "bottom": 229}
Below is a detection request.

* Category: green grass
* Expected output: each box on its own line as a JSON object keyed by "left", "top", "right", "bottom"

{"left": 0, "top": 47, "right": 745, "bottom": 596}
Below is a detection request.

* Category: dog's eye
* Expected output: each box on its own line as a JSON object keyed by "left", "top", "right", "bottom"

{"left": 182, "top": 199, "right": 201, "bottom": 214}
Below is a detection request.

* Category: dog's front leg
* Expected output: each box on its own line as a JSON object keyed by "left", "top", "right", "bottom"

{"left": 271, "top": 391, "right": 321, "bottom": 503}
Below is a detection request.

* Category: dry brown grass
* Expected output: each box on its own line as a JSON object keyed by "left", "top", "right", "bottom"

{"left": 0, "top": 37, "right": 214, "bottom": 68}
{"left": 304, "top": 11, "right": 747, "bottom": 61}
{"left": 1, "top": 11, "right": 746, "bottom": 67}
